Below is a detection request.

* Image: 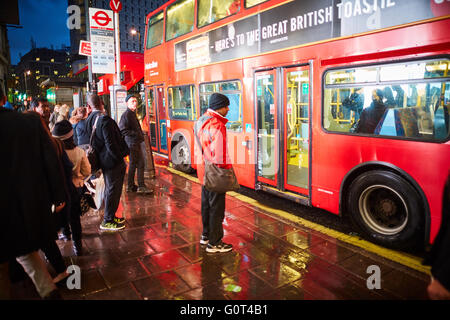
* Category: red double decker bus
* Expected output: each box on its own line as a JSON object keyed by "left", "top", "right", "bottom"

{"left": 142, "top": 0, "right": 450, "bottom": 250}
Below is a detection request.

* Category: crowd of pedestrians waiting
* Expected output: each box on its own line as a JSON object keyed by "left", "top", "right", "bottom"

{"left": 0, "top": 86, "right": 155, "bottom": 299}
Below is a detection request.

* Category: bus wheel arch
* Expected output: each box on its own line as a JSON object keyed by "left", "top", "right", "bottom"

{"left": 340, "top": 164, "right": 430, "bottom": 250}
{"left": 170, "top": 133, "right": 195, "bottom": 173}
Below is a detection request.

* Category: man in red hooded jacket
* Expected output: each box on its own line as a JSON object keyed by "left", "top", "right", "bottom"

{"left": 194, "top": 93, "right": 233, "bottom": 253}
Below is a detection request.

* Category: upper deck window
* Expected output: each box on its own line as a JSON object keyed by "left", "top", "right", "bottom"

{"left": 245, "top": 0, "right": 269, "bottom": 8}
{"left": 166, "top": 0, "right": 195, "bottom": 41}
{"left": 198, "top": 0, "right": 240, "bottom": 28}
{"left": 323, "top": 58, "right": 450, "bottom": 142}
{"left": 146, "top": 11, "right": 164, "bottom": 49}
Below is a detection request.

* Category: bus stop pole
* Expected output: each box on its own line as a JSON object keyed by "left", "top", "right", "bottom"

{"left": 84, "top": 0, "right": 96, "bottom": 95}
{"left": 114, "top": 11, "right": 121, "bottom": 86}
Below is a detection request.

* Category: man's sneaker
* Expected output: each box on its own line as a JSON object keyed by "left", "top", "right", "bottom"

{"left": 100, "top": 221, "right": 125, "bottom": 231}
{"left": 199, "top": 235, "right": 209, "bottom": 245}
{"left": 114, "top": 217, "right": 125, "bottom": 224}
{"left": 137, "top": 186, "right": 153, "bottom": 194}
{"left": 206, "top": 242, "right": 233, "bottom": 253}
{"left": 126, "top": 185, "right": 138, "bottom": 193}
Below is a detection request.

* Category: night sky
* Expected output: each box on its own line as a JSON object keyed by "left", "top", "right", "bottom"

{"left": 8, "top": 0, "right": 70, "bottom": 65}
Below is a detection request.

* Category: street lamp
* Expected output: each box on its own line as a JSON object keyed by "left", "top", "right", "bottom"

{"left": 24, "top": 70, "right": 31, "bottom": 97}
{"left": 130, "top": 28, "right": 141, "bottom": 52}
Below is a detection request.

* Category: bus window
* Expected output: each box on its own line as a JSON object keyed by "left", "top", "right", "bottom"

{"left": 198, "top": 0, "right": 240, "bottom": 28}
{"left": 146, "top": 11, "right": 164, "bottom": 49}
{"left": 200, "top": 80, "right": 243, "bottom": 132}
{"left": 166, "top": 0, "right": 195, "bottom": 41}
{"left": 323, "top": 58, "right": 450, "bottom": 141}
{"left": 245, "top": 0, "right": 269, "bottom": 8}
{"left": 168, "top": 85, "right": 197, "bottom": 121}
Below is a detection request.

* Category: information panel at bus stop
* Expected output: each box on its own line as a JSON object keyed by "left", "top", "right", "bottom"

{"left": 89, "top": 8, "right": 115, "bottom": 74}
{"left": 175, "top": 0, "right": 450, "bottom": 71}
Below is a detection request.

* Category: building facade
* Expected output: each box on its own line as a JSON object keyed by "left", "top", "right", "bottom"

{"left": 14, "top": 47, "right": 71, "bottom": 98}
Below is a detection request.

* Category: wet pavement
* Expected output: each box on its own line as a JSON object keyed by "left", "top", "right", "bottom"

{"left": 10, "top": 157, "right": 431, "bottom": 300}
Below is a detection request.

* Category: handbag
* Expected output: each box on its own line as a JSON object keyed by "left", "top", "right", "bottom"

{"left": 194, "top": 119, "right": 239, "bottom": 193}
{"left": 80, "top": 190, "right": 96, "bottom": 215}
{"left": 87, "top": 115, "right": 101, "bottom": 173}
{"left": 203, "top": 159, "right": 240, "bottom": 193}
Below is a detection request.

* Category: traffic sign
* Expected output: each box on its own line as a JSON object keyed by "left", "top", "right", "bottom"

{"left": 89, "top": 8, "right": 114, "bottom": 30}
{"left": 110, "top": 0, "right": 122, "bottom": 12}
{"left": 79, "top": 40, "right": 91, "bottom": 56}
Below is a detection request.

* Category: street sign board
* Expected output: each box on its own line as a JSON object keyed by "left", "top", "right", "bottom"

{"left": 78, "top": 40, "right": 92, "bottom": 56}
{"left": 89, "top": 8, "right": 115, "bottom": 74}
{"left": 109, "top": 0, "right": 122, "bottom": 13}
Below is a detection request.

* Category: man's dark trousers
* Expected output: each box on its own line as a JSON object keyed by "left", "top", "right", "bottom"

{"left": 201, "top": 186, "right": 226, "bottom": 246}
{"left": 103, "top": 161, "right": 126, "bottom": 223}
{"left": 128, "top": 144, "right": 145, "bottom": 188}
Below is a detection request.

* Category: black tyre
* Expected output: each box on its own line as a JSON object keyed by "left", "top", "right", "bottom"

{"left": 347, "top": 170, "right": 423, "bottom": 250}
{"left": 171, "top": 138, "right": 194, "bottom": 173}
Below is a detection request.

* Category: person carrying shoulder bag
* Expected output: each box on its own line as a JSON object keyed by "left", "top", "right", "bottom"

{"left": 194, "top": 93, "right": 239, "bottom": 254}
{"left": 85, "top": 94, "right": 129, "bottom": 231}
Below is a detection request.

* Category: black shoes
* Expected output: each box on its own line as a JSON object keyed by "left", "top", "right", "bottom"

{"left": 126, "top": 185, "right": 138, "bottom": 193}
{"left": 206, "top": 241, "right": 233, "bottom": 253}
{"left": 137, "top": 186, "right": 153, "bottom": 194}
{"left": 199, "top": 235, "right": 209, "bottom": 245}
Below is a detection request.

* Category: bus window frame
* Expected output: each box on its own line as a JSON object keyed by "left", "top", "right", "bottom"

{"left": 145, "top": 10, "right": 165, "bottom": 49}
{"left": 321, "top": 55, "right": 450, "bottom": 144}
{"left": 165, "top": 0, "right": 196, "bottom": 42}
{"left": 245, "top": 0, "right": 270, "bottom": 9}
{"left": 167, "top": 84, "right": 197, "bottom": 121}
{"left": 199, "top": 79, "right": 243, "bottom": 132}
{"left": 197, "top": 0, "right": 241, "bottom": 29}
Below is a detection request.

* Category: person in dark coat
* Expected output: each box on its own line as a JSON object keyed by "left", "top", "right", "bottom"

{"left": 85, "top": 94, "right": 129, "bottom": 231}
{"left": 424, "top": 174, "right": 450, "bottom": 299}
{"left": 355, "top": 89, "right": 387, "bottom": 134}
{"left": 0, "top": 108, "right": 66, "bottom": 299}
{"left": 119, "top": 94, "right": 152, "bottom": 194}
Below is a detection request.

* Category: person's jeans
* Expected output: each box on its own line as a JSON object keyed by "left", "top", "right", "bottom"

{"left": 201, "top": 186, "right": 226, "bottom": 246}
{"left": 103, "top": 161, "right": 126, "bottom": 223}
{"left": 128, "top": 144, "right": 145, "bottom": 188}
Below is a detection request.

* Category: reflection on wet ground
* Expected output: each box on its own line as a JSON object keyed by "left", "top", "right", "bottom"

{"left": 11, "top": 158, "right": 430, "bottom": 300}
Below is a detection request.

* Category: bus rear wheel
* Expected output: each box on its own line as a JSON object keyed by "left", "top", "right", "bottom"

{"left": 347, "top": 170, "right": 423, "bottom": 250}
{"left": 171, "top": 138, "right": 194, "bottom": 173}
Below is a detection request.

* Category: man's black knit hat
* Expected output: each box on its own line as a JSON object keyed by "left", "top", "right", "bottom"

{"left": 52, "top": 120, "right": 73, "bottom": 140}
{"left": 209, "top": 93, "right": 230, "bottom": 111}
{"left": 125, "top": 94, "right": 137, "bottom": 102}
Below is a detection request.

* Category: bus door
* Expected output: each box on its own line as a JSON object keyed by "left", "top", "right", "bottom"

{"left": 255, "top": 64, "right": 311, "bottom": 198}
{"left": 283, "top": 65, "right": 310, "bottom": 196}
{"left": 155, "top": 85, "right": 168, "bottom": 154}
{"left": 145, "top": 85, "right": 168, "bottom": 154}
{"left": 255, "top": 70, "right": 278, "bottom": 187}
